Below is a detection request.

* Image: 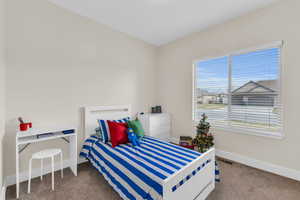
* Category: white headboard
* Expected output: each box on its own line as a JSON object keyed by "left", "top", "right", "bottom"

{"left": 84, "top": 105, "right": 132, "bottom": 139}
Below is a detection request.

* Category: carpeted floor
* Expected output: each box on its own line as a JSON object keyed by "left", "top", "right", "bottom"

{"left": 6, "top": 160, "right": 300, "bottom": 200}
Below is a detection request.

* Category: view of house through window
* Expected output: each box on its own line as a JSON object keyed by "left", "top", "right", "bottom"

{"left": 194, "top": 47, "right": 282, "bottom": 135}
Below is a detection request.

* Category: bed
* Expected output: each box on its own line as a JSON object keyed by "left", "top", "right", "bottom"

{"left": 81, "top": 105, "right": 215, "bottom": 200}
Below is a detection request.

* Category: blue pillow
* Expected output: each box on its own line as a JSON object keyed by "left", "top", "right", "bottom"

{"left": 97, "top": 117, "right": 130, "bottom": 143}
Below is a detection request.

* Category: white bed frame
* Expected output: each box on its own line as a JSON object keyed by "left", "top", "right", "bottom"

{"left": 84, "top": 105, "right": 215, "bottom": 200}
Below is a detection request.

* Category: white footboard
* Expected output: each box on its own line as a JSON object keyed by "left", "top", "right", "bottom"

{"left": 163, "top": 148, "right": 215, "bottom": 200}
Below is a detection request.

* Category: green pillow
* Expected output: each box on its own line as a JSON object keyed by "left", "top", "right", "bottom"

{"left": 127, "top": 119, "right": 145, "bottom": 138}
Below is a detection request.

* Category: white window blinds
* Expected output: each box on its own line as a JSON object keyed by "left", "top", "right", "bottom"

{"left": 194, "top": 45, "right": 282, "bottom": 136}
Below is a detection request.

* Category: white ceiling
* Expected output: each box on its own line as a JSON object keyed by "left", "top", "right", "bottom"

{"left": 47, "top": 0, "right": 280, "bottom": 46}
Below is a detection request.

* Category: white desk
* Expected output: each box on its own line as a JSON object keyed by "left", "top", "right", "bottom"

{"left": 16, "top": 128, "right": 77, "bottom": 198}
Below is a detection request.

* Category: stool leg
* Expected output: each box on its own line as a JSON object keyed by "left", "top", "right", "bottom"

{"left": 60, "top": 152, "right": 63, "bottom": 179}
{"left": 51, "top": 156, "right": 54, "bottom": 191}
{"left": 40, "top": 159, "right": 43, "bottom": 181}
{"left": 28, "top": 158, "right": 32, "bottom": 194}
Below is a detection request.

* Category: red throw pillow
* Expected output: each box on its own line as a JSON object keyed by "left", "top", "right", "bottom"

{"left": 107, "top": 121, "right": 129, "bottom": 147}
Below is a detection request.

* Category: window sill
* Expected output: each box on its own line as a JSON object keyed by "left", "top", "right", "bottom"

{"left": 192, "top": 120, "right": 284, "bottom": 139}
{"left": 211, "top": 125, "right": 284, "bottom": 140}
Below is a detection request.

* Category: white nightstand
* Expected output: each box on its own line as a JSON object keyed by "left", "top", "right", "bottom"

{"left": 139, "top": 113, "right": 171, "bottom": 142}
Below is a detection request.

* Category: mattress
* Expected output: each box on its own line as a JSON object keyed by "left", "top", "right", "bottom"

{"left": 80, "top": 136, "right": 206, "bottom": 200}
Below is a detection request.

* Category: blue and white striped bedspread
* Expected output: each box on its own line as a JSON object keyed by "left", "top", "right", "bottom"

{"left": 80, "top": 136, "right": 218, "bottom": 200}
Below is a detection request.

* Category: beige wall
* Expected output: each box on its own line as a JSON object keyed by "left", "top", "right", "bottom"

{"left": 0, "top": 0, "right": 6, "bottom": 189}
{"left": 4, "top": 0, "right": 157, "bottom": 176}
{"left": 3, "top": 0, "right": 300, "bottom": 182}
{"left": 157, "top": 0, "right": 300, "bottom": 171}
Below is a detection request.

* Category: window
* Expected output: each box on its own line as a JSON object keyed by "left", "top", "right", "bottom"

{"left": 193, "top": 43, "right": 282, "bottom": 137}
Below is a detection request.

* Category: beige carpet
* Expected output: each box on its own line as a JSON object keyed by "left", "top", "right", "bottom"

{"left": 6, "top": 160, "right": 300, "bottom": 200}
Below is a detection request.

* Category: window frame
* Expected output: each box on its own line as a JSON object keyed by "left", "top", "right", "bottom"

{"left": 192, "top": 41, "right": 284, "bottom": 139}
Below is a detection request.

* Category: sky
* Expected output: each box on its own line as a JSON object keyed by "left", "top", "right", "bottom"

{"left": 196, "top": 48, "right": 279, "bottom": 94}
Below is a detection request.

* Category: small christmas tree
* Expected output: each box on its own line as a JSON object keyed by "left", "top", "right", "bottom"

{"left": 193, "top": 113, "right": 214, "bottom": 153}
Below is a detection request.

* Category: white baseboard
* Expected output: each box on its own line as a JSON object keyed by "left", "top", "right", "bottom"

{"left": 78, "top": 157, "right": 88, "bottom": 165}
{"left": 216, "top": 149, "right": 300, "bottom": 182}
{"left": 1, "top": 184, "right": 6, "bottom": 200}
{"left": 5, "top": 158, "right": 88, "bottom": 187}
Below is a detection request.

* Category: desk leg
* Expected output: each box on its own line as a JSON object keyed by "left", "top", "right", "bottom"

{"left": 69, "top": 135, "right": 77, "bottom": 176}
{"left": 16, "top": 144, "right": 19, "bottom": 199}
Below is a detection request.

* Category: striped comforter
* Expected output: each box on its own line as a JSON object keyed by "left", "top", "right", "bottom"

{"left": 80, "top": 136, "right": 210, "bottom": 200}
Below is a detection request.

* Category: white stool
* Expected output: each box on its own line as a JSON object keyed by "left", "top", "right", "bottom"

{"left": 28, "top": 148, "right": 63, "bottom": 193}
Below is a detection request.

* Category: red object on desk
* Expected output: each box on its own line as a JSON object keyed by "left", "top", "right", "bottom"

{"left": 19, "top": 123, "right": 28, "bottom": 131}
{"left": 19, "top": 122, "right": 32, "bottom": 131}
{"left": 179, "top": 144, "right": 195, "bottom": 150}
{"left": 27, "top": 122, "right": 32, "bottom": 128}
